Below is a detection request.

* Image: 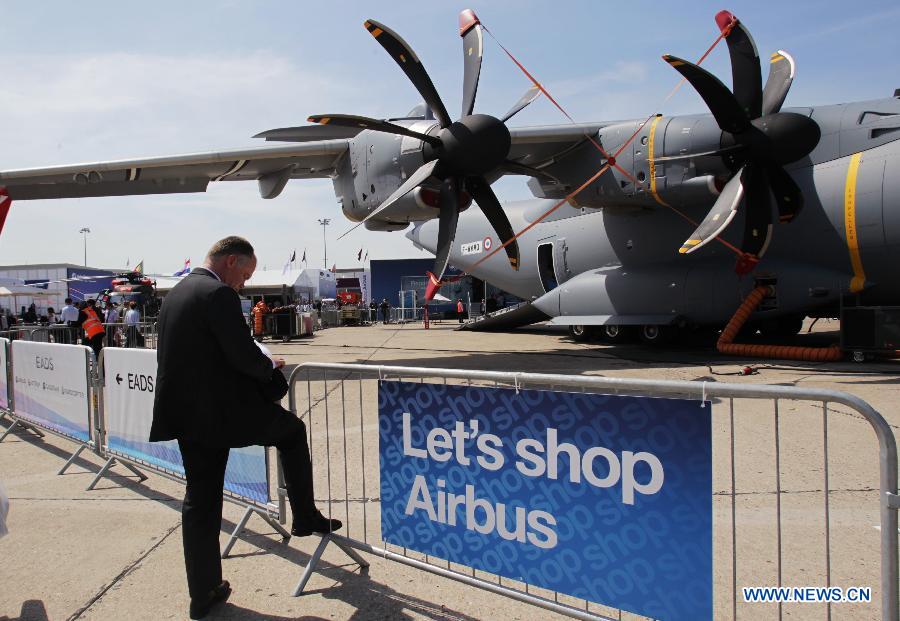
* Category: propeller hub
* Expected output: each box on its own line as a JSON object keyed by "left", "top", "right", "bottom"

{"left": 438, "top": 114, "right": 511, "bottom": 175}
{"left": 736, "top": 112, "right": 821, "bottom": 164}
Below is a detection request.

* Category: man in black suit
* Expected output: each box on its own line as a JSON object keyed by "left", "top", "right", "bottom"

{"left": 150, "top": 236, "right": 341, "bottom": 620}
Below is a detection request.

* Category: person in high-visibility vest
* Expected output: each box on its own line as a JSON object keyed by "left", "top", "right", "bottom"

{"left": 456, "top": 299, "right": 465, "bottom": 323}
{"left": 80, "top": 298, "right": 106, "bottom": 358}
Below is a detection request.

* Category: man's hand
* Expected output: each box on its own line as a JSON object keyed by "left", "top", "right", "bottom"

{"left": 273, "top": 358, "right": 286, "bottom": 369}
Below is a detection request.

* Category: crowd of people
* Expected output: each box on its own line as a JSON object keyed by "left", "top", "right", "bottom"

{"left": 1, "top": 298, "right": 147, "bottom": 356}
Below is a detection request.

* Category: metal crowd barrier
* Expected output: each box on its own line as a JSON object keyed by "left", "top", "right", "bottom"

{"left": 0, "top": 340, "right": 95, "bottom": 475}
{"left": 94, "top": 348, "right": 286, "bottom": 555}
{"left": 100, "top": 321, "right": 158, "bottom": 349}
{"left": 285, "top": 362, "right": 899, "bottom": 621}
{"left": 0, "top": 322, "right": 157, "bottom": 349}
{"left": 0, "top": 341, "right": 285, "bottom": 557}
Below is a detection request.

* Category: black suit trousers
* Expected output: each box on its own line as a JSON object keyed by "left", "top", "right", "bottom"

{"left": 177, "top": 407, "right": 317, "bottom": 600}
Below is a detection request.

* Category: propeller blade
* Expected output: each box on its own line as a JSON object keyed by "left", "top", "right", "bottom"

{"left": 662, "top": 54, "right": 750, "bottom": 134}
{"left": 433, "top": 177, "right": 461, "bottom": 280}
{"left": 467, "top": 177, "right": 520, "bottom": 271}
{"left": 364, "top": 19, "right": 453, "bottom": 128}
{"left": 339, "top": 160, "right": 440, "bottom": 239}
{"left": 762, "top": 50, "right": 795, "bottom": 116}
{"left": 764, "top": 162, "right": 804, "bottom": 223}
{"left": 499, "top": 159, "right": 559, "bottom": 183}
{"left": 739, "top": 163, "right": 773, "bottom": 257}
{"left": 501, "top": 85, "right": 541, "bottom": 123}
{"left": 307, "top": 114, "right": 441, "bottom": 146}
{"left": 253, "top": 124, "right": 363, "bottom": 142}
{"left": 716, "top": 11, "right": 762, "bottom": 119}
{"left": 679, "top": 166, "right": 746, "bottom": 254}
{"left": 459, "top": 9, "right": 483, "bottom": 117}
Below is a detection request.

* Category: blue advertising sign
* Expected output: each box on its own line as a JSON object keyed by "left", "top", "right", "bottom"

{"left": 379, "top": 381, "right": 712, "bottom": 621}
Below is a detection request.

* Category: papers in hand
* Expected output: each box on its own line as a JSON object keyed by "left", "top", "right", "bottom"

{"left": 254, "top": 340, "right": 276, "bottom": 369}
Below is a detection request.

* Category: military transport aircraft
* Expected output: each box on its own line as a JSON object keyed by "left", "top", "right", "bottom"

{"left": 0, "top": 9, "right": 898, "bottom": 346}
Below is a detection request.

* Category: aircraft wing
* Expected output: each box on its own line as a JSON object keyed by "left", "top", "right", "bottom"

{"left": 0, "top": 139, "right": 349, "bottom": 201}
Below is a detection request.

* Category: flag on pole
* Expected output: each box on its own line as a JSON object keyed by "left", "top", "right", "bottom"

{"left": 283, "top": 249, "right": 297, "bottom": 274}
{"left": 364, "top": 250, "right": 369, "bottom": 261}
{"left": 173, "top": 258, "right": 191, "bottom": 276}
{"left": 301, "top": 248, "right": 307, "bottom": 264}
{"left": 134, "top": 260, "right": 144, "bottom": 274}
{"left": 357, "top": 247, "right": 363, "bottom": 261}
{"left": 330, "top": 264, "right": 336, "bottom": 273}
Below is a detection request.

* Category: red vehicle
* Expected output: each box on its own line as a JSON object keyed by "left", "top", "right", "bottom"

{"left": 98, "top": 271, "right": 160, "bottom": 317}
{"left": 336, "top": 291, "right": 362, "bottom": 305}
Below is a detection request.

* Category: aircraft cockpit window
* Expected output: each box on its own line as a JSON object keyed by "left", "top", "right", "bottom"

{"left": 538, "top": 243, "right": 557, "bottom": 293}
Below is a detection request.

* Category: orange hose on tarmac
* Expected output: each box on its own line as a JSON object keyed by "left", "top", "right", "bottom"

{"left": 717, "top": 286, "right": 843, "bottom": 362}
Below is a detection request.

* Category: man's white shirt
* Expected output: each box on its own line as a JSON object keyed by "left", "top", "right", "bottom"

{"left": 61, "top": 305, "right": 79, "bottom": 322}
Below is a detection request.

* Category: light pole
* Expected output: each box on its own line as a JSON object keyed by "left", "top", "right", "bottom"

{"left": 79, "top": 227, "right": 91, "bottom": 266}
{"left": 318, "top": 218, "right": 331, "bottom": 269}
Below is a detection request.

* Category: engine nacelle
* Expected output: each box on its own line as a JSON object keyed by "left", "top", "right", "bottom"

{"left": 332, "top": 121, "right": 438, "bottom": 224}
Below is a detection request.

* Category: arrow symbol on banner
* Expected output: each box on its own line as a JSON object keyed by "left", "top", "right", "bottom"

{"left": 115, "top": 373, "right": 123, "bottom": 385}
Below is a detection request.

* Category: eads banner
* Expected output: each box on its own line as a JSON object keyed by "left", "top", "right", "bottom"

{"left": 103, "top": 348, "right": 270, "bottom": 504}
{"left": 11, "top": 341, "right": 91, "bottom": 441}
{"left": 379, "top": 381, "right": 712, "bottom": 621}
{"left": 0, "top": 338, "right": 9, "bottom": 411}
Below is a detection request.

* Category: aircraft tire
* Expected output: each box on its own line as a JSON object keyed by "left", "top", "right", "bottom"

{"left": 568, "top": 325, "right": 598, "bottom": 342}
{"left": 601, "top": 325, "right": 638, "bottom": 344}
{"left": 639, "top": 324, "right": 674, "bottom": 346}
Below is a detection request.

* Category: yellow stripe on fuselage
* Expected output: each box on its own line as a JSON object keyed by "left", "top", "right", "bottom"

{"left": 844, "top": 152, "right": 866, "bottom": 293}
{"left": 647, "top": 115, "right": 669, "bottom": 208}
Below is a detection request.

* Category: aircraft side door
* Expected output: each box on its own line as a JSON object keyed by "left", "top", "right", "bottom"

{"left": 553, "top": 237, "right": 571, "bottom": 286}
{"left": 537, "top": 235, "right": 571, "bottom": 293}
{"left": 537, "top": 238, "right": 557, "bottom": 293}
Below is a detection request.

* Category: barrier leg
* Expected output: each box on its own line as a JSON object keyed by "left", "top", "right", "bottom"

{"left": 292, "top": 536, "right": 331, "bottom": 596}
{"left": 291, "top": 534, "right": 370, "bottom": 596}
{"left": 222, "top": 507, "right": 291, "bottom": 559}
{"left": 331, "top": 536, "right": 370, "bottom": 570}
{"left": 57, "top": 444, "right": 87, "bottom": 475}
{"left": 264, "top": 513, "right": 291, "bottom": 541}
{"left": 86, "top": 457, "right": 117, "bottom": 490}
{"left": 119, "top": 460, "right": 149, "bottom": 482}
{"left": 222, "top": 507, "right": 254, "bottom": 559}
{"left": 86, "top": 456, "right": 149, "bottom": 490}
{"left": 0, "top": 416, "right": 45, "bottom": 442}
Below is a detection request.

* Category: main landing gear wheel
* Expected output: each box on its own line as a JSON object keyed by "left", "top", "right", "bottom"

{"left": 568, "top": 325, "right": 597, "bottom": 342}
{"left": 602, "top": 325, "right": 638, "bottom": 344}
{"left": 639, "top": 324, "right": 674, "bottom": 345}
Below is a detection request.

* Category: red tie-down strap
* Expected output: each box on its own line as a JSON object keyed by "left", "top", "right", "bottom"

{"left": 0, "top": 188, "right": 11, "bottom": 237}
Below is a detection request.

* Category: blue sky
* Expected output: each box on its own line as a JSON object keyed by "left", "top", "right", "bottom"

{"left": 0, "top": 1, "right": 897, "bottom": 273}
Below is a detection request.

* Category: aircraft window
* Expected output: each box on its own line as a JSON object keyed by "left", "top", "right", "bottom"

{"left": 538, "top": 243, "right": 557, "bottom": 293}
{"left": 637, "top": 171, "right": 646, "bottom": 182}
{"left": 641, "top": 136, "right": 648, "bottom": 145}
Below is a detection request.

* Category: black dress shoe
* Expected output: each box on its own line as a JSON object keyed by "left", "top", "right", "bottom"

{"left": 189, "top": 580, "right": 232, "bottom": 620}
{"left": 291, "top": 512, "right": 343, "bottom": 537}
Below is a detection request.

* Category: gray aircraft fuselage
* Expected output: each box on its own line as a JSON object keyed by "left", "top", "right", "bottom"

{"left": 398, "top": 95, "right": 900, "bottom": 327}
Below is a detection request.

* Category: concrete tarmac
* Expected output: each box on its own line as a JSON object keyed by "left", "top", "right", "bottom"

{"left": 1, "top": 320, "right": 897, "bottom": 620}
